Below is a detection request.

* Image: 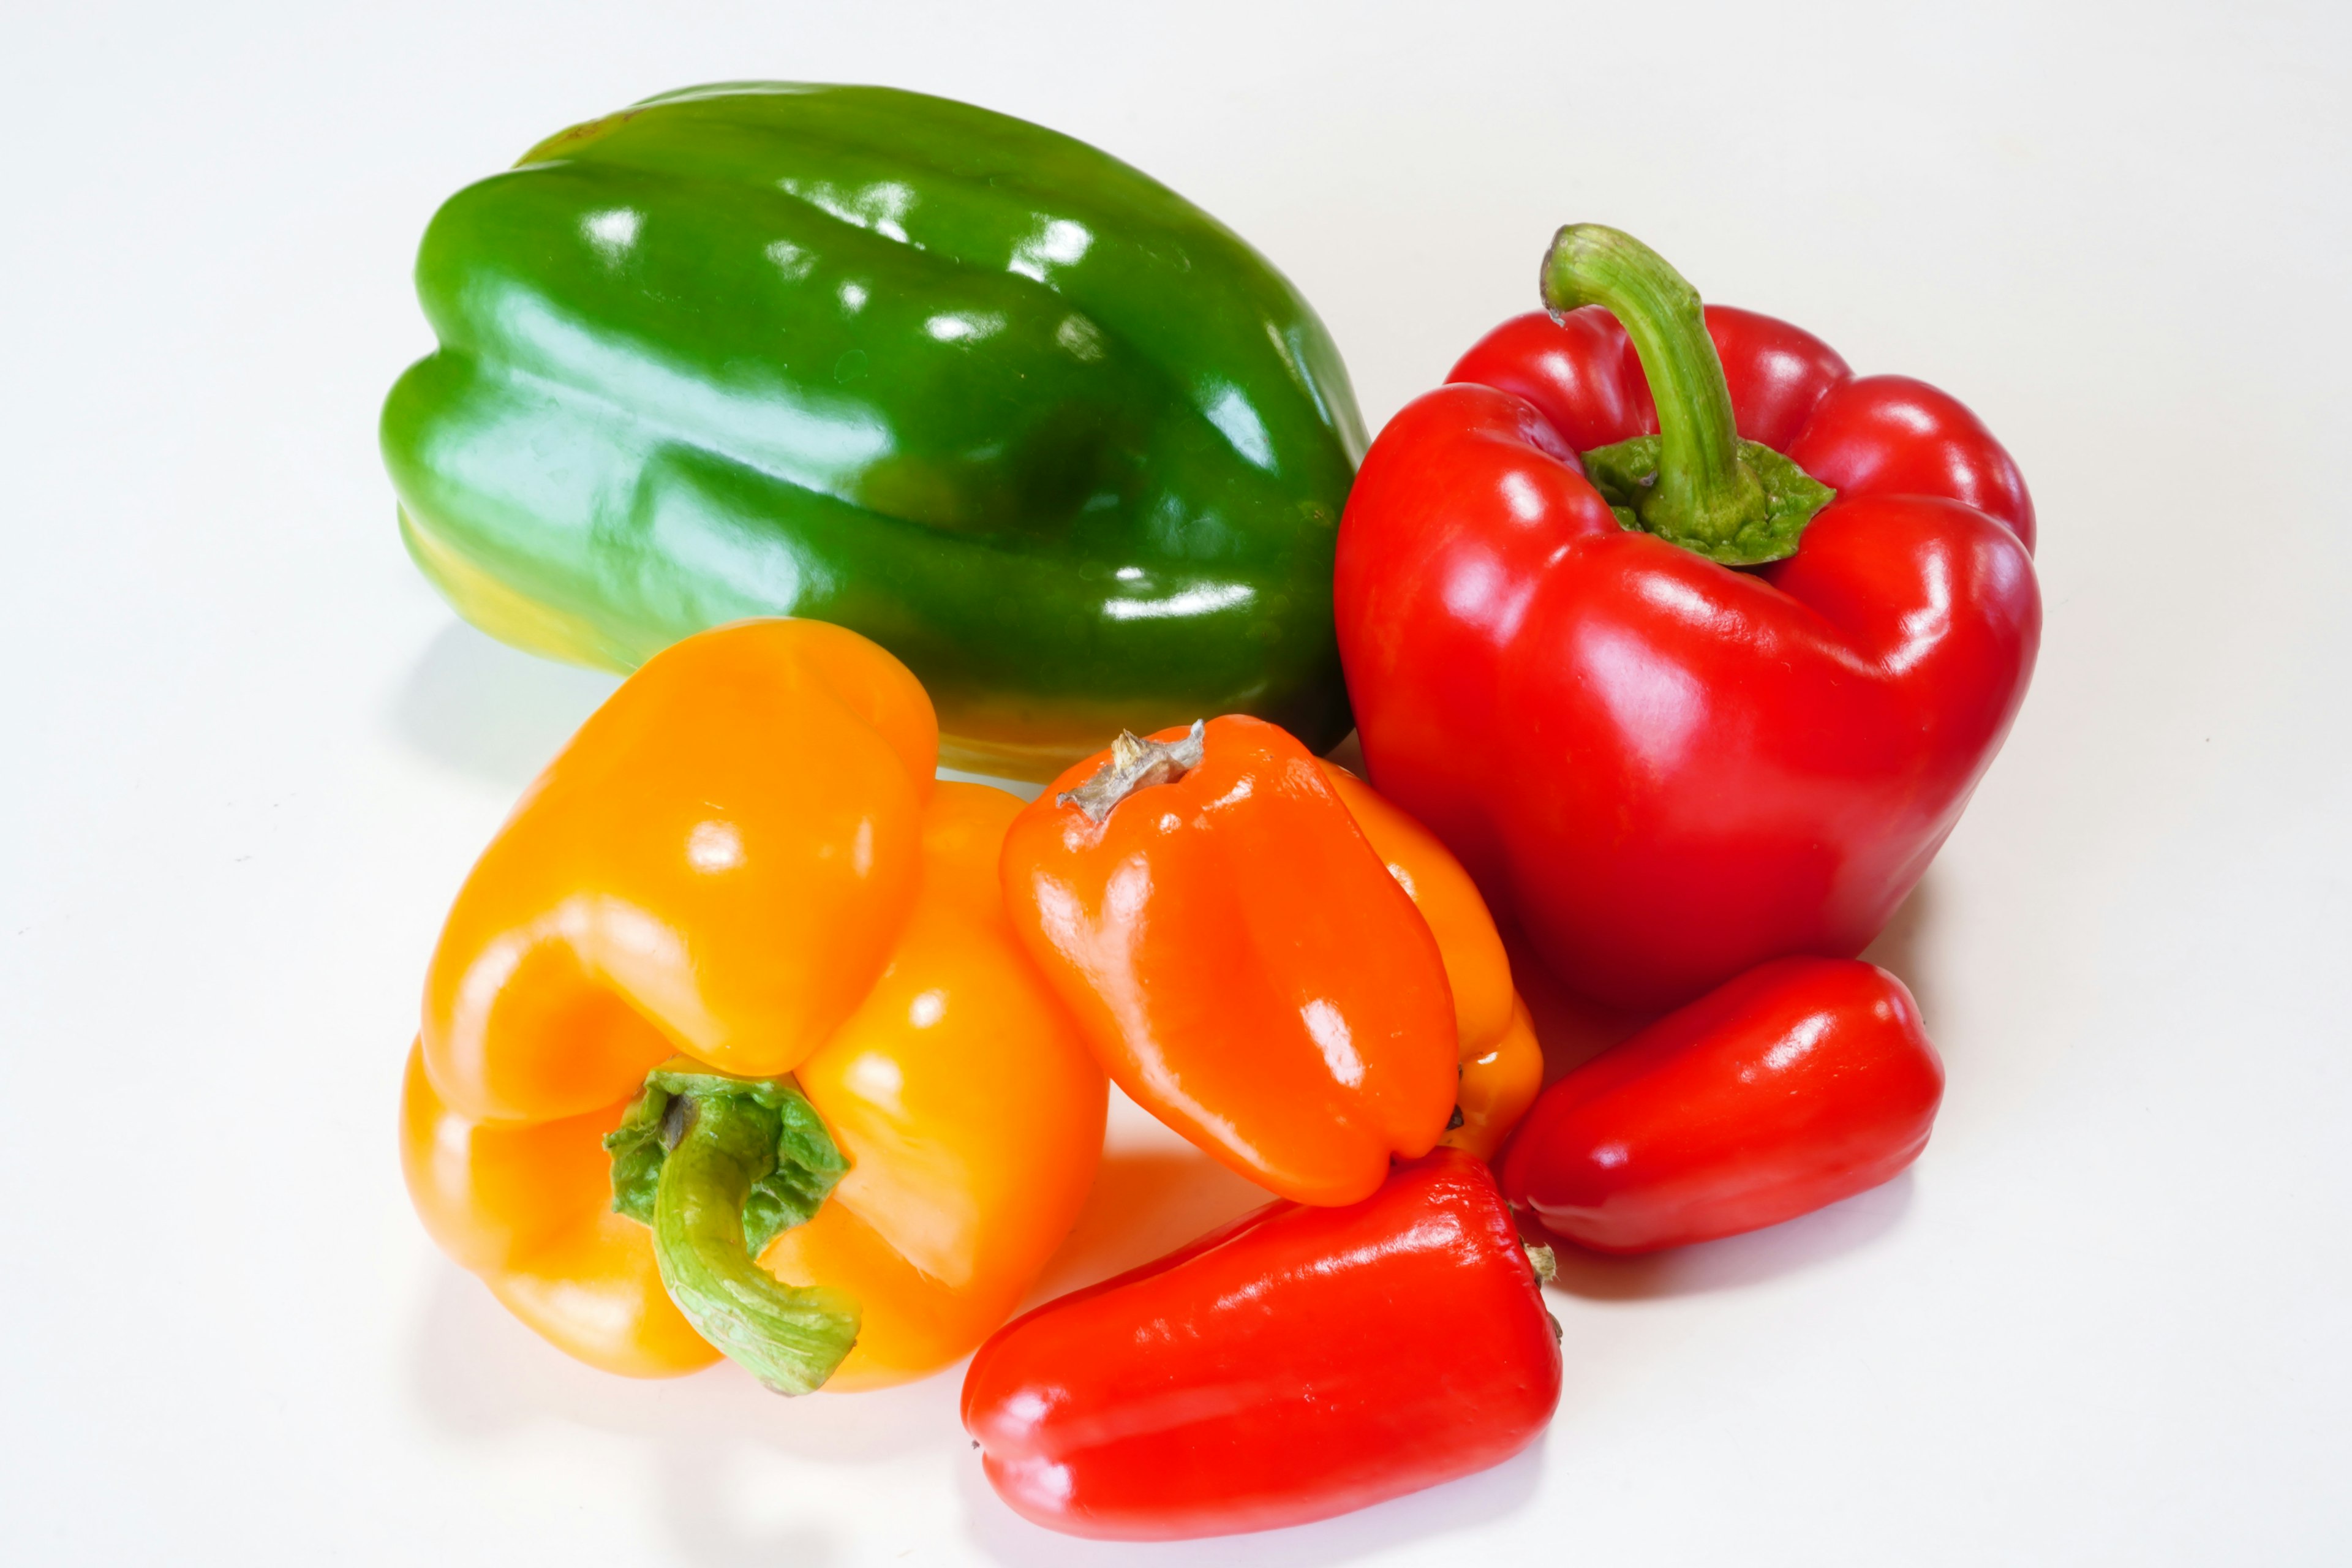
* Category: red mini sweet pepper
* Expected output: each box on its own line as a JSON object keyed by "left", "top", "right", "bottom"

{"left": 1335, "top": 225, "right": 2041, "bottom": 1011}
{"left": 1500, "top": 957, "right": 1943, "bottom": 1253}
{"left": 962, "top": 1149, "right": 1562, "bottom": 1540}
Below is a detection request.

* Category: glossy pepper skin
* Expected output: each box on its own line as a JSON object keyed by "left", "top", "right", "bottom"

{"left": 963, "top": 1149, "right": 1561, "bottom": 1540}
{"left": 1500, "top": 957, "right": 1943, "bottom": 1253}
{"left": 1335, "top": 226, "right": 2041, "bottom": 1011}
{"left": 1001, "top": 717, "right": 1459, "bottom": 1205}
{"left": 400, "top": 617, "right": 1107, "bottom": 1390}
{"left": 1317, "top": 762, "right": 1543, "bottom": 1161}
{"left": 381, "top": 82, "right": 1365, "bottom": 781}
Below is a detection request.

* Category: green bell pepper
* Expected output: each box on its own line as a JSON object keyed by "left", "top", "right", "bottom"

{"left": 380, "top": 82, "right": 1366, "bottom": 778}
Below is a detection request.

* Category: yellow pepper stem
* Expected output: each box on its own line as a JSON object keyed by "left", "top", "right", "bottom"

{"left": 605, "top": 1067, "right": 861, "bottom": 1395}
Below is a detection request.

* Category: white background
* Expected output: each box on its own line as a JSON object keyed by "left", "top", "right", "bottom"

{"left": 4, "top": 1, "right": 2346, "bottom": 1562}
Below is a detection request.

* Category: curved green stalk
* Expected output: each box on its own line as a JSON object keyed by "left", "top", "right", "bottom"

{"left": 1540, "top": 225, "right": 1833, "bottom": 565}
{"left": 605, "top": 1067, "right": 859, "bottom": 1395}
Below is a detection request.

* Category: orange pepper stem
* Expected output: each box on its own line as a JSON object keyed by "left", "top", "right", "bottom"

{"left": 1055, "top": 720, "right": 1205, "bottom": 823}
{"left": 604, "top": 1068, "right": 861, "bottom": 1395}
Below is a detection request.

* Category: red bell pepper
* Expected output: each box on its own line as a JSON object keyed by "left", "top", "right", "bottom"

{"left": 1333, "top": 225, "right": 2041, "bottom": 1010}
{"left": 1499, "top": 957, "right": 1943, "bottom": 1253}
{"left": 961, "top": 1149, "right": 1562, "bottom": 1540}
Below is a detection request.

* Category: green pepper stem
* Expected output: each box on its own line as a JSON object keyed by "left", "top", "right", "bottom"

{"left": 646, "top": 1087, "right": 860, "bottom": 1395}
{"left": 1540, "top": 224, "right": 1767, "bottom": 549}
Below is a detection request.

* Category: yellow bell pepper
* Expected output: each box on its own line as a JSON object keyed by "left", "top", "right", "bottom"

{"left": 400, "top": 618, "right": 1106, "bottom": 1392}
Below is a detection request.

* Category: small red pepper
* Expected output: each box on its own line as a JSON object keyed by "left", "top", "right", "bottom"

{"left": 1499, "top": 957, "right": 1943, "bottom": 1253}
{"left": 1334, "top": 225, "right": 2041, "bottom": 1011}
{"left": 962, "top": 1149, "right": 1562, "bottom": 1540}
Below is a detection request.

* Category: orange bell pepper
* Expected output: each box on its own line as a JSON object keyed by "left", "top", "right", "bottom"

{"left": 1316, "top": 763, "right": 1544, "bottom": 1161}
{"left": 1000, "top": 716, "right": 1461, "bottom": 1206}
{"left": 400, "top": 618, "right": 1106, "bottom": 1393}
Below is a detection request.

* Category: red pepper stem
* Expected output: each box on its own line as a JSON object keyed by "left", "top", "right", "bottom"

{"left": 1539, "top": 225, "right": 1768, "bottom": 551}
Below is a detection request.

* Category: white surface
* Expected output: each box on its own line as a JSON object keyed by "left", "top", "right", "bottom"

{"left": 4, "top": 1, "right": 2347, "bottom": 1561}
